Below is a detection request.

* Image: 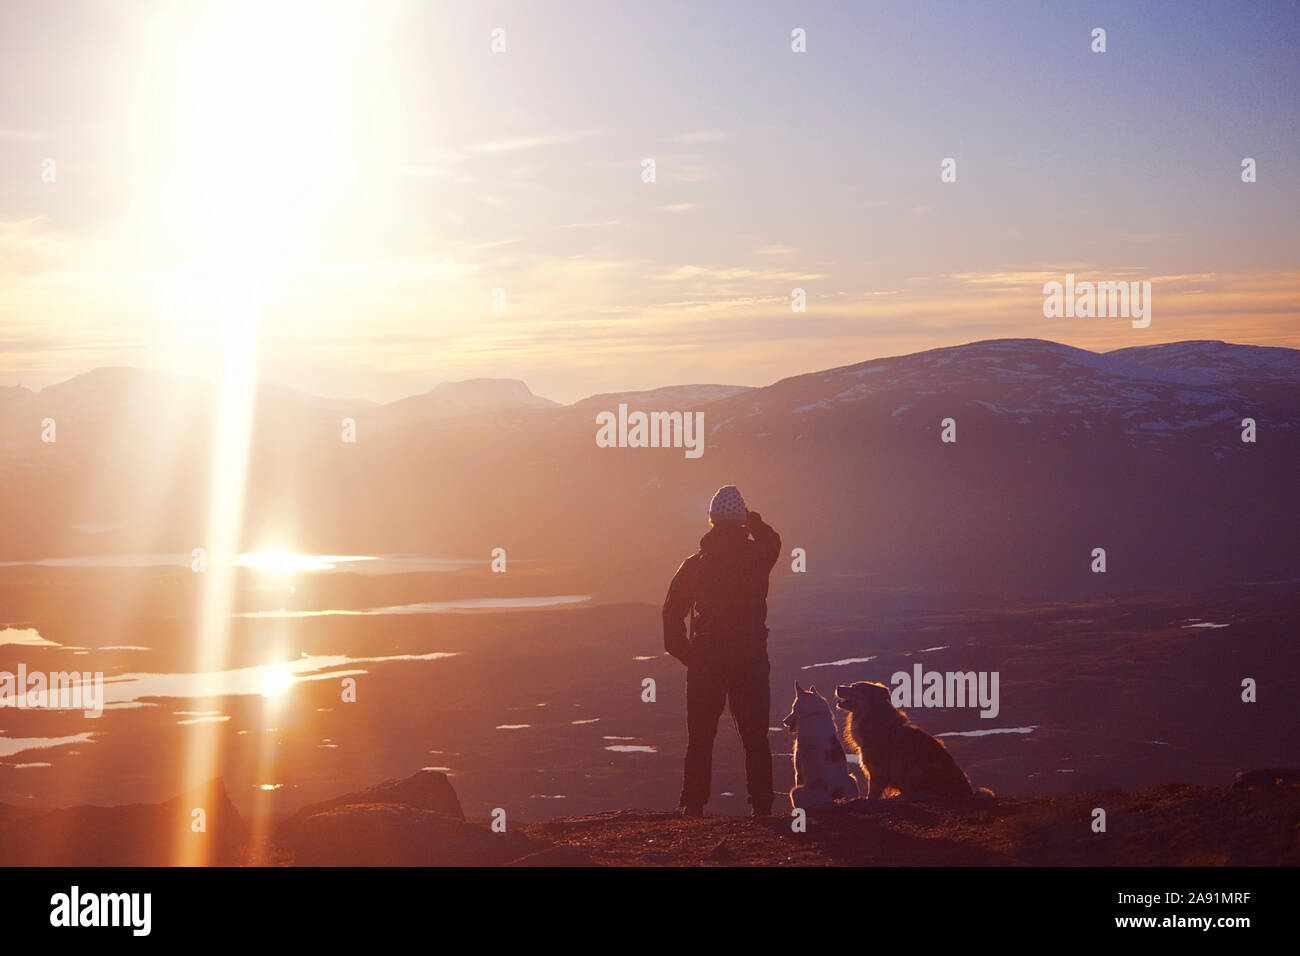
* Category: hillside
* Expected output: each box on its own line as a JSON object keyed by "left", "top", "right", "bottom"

{"left": 0, "top": 338, "right": 1294, "bottom": 598}
{"left": 367, "top": 378, "right": 560, "bottom": 429}
{"left": 4, "top": 768, "right": 1296, "bottom": 866}
{"left": 527, "top": 781, "right": 1300, "bottom": 867}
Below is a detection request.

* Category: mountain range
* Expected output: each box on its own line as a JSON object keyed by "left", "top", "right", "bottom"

{"left": 0, "top": 338, "right": 1295, "bottom": 598}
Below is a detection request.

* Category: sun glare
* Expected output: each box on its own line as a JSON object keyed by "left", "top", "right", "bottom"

{"left": 259, "top": 662, "right": 297, "bottom": 700}
{"left": 141, "top": 3, "right": 376, "bottom": 268}
{"left": 236, "top": 552, "right": 377, "bottom": 573}
{"left": 148, "top": 0, "right": 399, "bottom": 863}
{"left": 122, "top": 0, "right": 401, "bottom": 300}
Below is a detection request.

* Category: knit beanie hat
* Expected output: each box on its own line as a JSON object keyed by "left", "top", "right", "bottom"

{"left": 708, "top": 485, "right": 748, "bottom": 523}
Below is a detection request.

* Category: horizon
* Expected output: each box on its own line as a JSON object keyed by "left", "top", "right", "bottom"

{"left": 5, "top": 334, "right": 1294, "bottom": 406}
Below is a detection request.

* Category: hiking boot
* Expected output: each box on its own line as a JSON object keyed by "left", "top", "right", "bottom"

{"left": 750, "top": 804, "right": 773, "bottom": 818}
{"left": 678, "top": 804, "right": 705, "bottom": 818}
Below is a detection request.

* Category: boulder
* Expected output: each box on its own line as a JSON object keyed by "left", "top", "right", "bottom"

{"left": 287, "top": 803, "right": 545, "bottom": 866}
{"left": 0, "top": 777, "right": 245, "bottom": 865}
{"left": 1233, "top": 768, "right": 1300, "bottom": 789}
{"left": 278, "top": 769, "right": 463, "bottom": 844}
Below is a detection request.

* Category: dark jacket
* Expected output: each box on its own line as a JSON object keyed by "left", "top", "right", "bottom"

{"left": 662, "top": 514, "right": 781, "bottom": 669}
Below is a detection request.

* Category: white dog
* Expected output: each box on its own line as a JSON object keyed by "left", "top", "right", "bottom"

{"left": 782, "top": 681, "right": 859, "bottom": 809}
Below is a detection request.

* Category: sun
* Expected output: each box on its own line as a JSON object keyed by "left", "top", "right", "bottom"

{"left": 126, "top": 0, "right": 400, "bottom": 281}
{"left": 259, "top": 662, "right": 297, "bottom": 700}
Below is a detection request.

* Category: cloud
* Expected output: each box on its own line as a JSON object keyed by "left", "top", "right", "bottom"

{"left": 673, "top": 130, "right": 732, "bottom": 144}
{"left": 655, "top": 294, "right": 788, "bottom": 312}
{"left": 0, "top": 218, "right": 59, "bottom": 277}
{"left": 471, "top": 130, "right": 600, "bottom": 153}
{"left": 0, "top": 127, "right": 44, "bottom": 143}
{"left": 556, "top": 219, "right": 623, "bottom": 230}
{"left": 651, "top": 265, "right": 828, "bottom": 283}
{"left": 465, "top": 238, "right": 523, "bottom": 251}
{"left": 943, "top": 267, "right": 1100, "bottom": 289}
{"left": 645, "top": 153, "right": 712, "bottom": 183}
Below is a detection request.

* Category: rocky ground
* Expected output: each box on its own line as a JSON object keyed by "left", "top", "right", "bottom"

{"left": 3, "top": 768, "right": 1297, "bottom": 866}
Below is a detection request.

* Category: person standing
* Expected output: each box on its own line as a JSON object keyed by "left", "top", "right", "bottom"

{"left": 662, "top": 485, "right": 781, "bottom": 817}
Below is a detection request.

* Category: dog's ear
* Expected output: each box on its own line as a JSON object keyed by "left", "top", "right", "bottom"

{"left": 809, "top": 683, "right": 817, "bottom": 696}
{"left": 794, "top": 680, "right": 804, "bottom": 695}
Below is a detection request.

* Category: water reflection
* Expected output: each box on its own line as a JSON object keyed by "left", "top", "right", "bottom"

{"left": 0, "top": 732, "right": 95, "bottom": 759}
{"left": 101, "top": 651, "right": 457, "bottom": 704}
{"left": 236, "top": 595, "right": 590, "bottom": 618}
{"left": 0, "top": 552, "right": 485, "bottom": 574}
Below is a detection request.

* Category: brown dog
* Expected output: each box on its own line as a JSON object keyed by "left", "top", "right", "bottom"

{"left": 835, "top": 681, "right": 979, "bottom": 799}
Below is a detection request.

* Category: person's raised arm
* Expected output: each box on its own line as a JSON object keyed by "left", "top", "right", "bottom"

{"left": 746, "top": 510, "right": 781, "bottom": 573}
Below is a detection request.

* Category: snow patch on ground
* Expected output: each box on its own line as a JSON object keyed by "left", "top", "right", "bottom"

{"left": 793, "top": 400, "right": 832, "bottom": 414}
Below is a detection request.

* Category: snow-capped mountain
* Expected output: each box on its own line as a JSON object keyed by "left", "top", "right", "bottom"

{"left": 0, "top": 339, "right": 1294, "bottom": 598}
{"left": 701, "top": 339, "right": 1298, "bottom": 451}
{"left": 1107, "top": 340, "right": 1300, "bottom": 383}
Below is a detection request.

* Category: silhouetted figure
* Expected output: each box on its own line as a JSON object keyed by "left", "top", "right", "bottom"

{"left": 663, "top": 485, "right": 781, "bottom": 817}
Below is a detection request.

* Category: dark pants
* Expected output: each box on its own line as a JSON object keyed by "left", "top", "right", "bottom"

{"left": 679, "top": 656, "right": 773, "bottom": 812}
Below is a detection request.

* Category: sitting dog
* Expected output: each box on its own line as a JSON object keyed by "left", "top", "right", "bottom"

{"left": 783, "top": 681, "right": 859, "bottom": 809}
{"left": 835, "top": 681, "right": 985, "bottom": 799}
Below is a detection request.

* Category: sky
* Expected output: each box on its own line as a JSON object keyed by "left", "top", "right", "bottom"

{"left": 1, "top": 0, "right": 1298, "bottom": 404}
